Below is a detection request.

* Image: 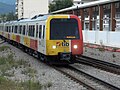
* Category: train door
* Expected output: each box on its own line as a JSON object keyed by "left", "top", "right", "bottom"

{"left": 38, "top": 23, "right": 46, "bottom": 55}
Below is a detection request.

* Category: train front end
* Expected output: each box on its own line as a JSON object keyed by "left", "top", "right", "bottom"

{"left": 46, "top": 15, "right": 83, "bottom": 64}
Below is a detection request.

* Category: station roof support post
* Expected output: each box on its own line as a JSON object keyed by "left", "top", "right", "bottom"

{"left": 99, "top": 5, "right": 103, "bottom": 31}
{"left": 89, "top": 8, "right": 93, "bottom": 31}
{"left": 111, "top": 3, "right": 116, "bottom": 31}
{"left": 80, "top": 9, "right": 84, "bottom": 30}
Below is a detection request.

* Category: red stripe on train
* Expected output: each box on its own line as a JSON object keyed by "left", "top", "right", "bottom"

{"left": 70, "top": 15, "right": 83, "bottom": 55}
{"left": 30, "top": 39, "right": 38, "bottom": 51}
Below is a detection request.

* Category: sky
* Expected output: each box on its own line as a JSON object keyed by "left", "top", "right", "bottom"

{"left": 0, "top": 0, "right": 16, "bottom": 5}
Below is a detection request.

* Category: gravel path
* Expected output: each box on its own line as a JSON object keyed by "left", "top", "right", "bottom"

{"left": 0, "top": 42, "right": 86, "bottom": 90}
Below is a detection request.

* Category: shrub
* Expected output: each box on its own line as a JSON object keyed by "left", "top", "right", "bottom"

{"left": 0, "top": 46, "right": 10, "bottom": 51}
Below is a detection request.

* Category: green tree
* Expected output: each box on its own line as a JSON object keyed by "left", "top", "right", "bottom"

{"left": 0, "top": 14, "right": 6, "bottom": 22}
{"left": 0, "top": 12, "right": 17, "bottom": 22}
{"left": 6, "top": 12, "right": 17, "bottom": 21}
{"left": 49, "top": 0, "right": 73, "bottom": 12}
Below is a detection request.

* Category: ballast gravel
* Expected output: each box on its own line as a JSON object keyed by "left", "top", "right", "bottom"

{"left": 81, "top": 46, "right": 120, "bottom": 88}
{"left": 0, "top": 42, "right": 87, "bottom": 90}
{"left": 1, "top": 39, "right": 120, "bottom": 89}
{"left": 72, "top": 63, "right": 120, "bottom": 88}
{"left": 83, "top": 46, "right": 120, "bottom": 66}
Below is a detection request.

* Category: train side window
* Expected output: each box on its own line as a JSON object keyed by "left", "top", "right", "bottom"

{"left": 7, "top": 26, "right": 9, "bottom": 32}
{"left": 36, "top": 25, "right": 38, "bottom": 38}
{"left": 26, "top": 24, "right": 29, "bottom": 36}
{"left": 28, "top": 25, "right": 35, "bottom": 37}
{"left": 23, "top": 25, "right": 26, "bottom": 35}
{"left": 43, "top": 25, "right": 45, "bottom": 39}
{"left": 5, "top": 26, "right": 7, "bottom": 32}
{"left": 12, "top": 26, "right": 14, "bottom": 33}
{"left": 6, "top": 26, "right": 8, "bottom": 32}
{"left": 31, "top": 25, "right": 35, "bottom": 37}
{"left": 15, "top": 26, "right": 18, "bottom": 33}
{"left": 9, "top": 26, "right": 11, "bottom": 32}
{"left": 19, "top": 25, "right": 22, "bottom": 34}
{"left": 28, "top": 25, "right": 31, "bottom": 36}
{"left": 8, "top": 26, "right": 10, "bottom": 32}
{"left": 39, "top": 25, "right": 42, "bottom": 39}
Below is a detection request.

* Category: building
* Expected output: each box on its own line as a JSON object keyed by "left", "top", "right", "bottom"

{"left": 16, "top": 0, "right": 49, "bottom": 19}
{"left": 15, "top": 0, "right": 98, "bottom": 19}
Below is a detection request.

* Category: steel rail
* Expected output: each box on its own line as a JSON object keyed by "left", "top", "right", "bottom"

{"left": 68, "top": 65, "right": 120, "bottom": 90}
{"left": 53, "top": 66, "right": 95, "bottom": 90}
{"left": 77, "top": 55, "right": 120, "bottom": 75}
{"left": 0, "top": 40, "right": 5, "bottom": 44}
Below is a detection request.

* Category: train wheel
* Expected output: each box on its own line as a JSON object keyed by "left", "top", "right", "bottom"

{"left": 44, "top": 56, "right": 50, "bottom": 64}
{"left": 38, "top": 53, "right": 44, "bottom": 61}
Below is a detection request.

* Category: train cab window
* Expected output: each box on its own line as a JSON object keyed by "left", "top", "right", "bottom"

{"left": 15, "top": 26, "right": 18, "bottom": 33}
{"left": 50, "top": 18, "right": 80, "bottom": 40}
{"left": 39, "top": 25, "right": 42, "bottom": 39}
{"left": 23, "top": 25, "right": 26, "bottom": 35}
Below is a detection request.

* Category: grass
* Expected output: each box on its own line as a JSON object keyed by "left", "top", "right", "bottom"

{"left": 0, "top": 46, "right": 10, "bottom": 52}
{"left": 0, "top": 50, "right": 52, "bottom": 90}
{"left": 0, "top": 76, "right": 20, "bottom": 90}
{"left": 17, "top": 59, "right": 29, "bottom": 68}
{"left": 97, "top": 46, "right": 105, "bottom": 52}
{"left": 0, "top": 76, "right": 44, "bottom": 90}
{"left": 21, "top": 67, "right": 37, "bottom": 78}
{"left": 0, "top": 75, "right": 52, "bottom": 90}
{"left": 0, "top": 55, "right": 15, "bottom": 77}
{"left": 20, "top": 80, "right": 43, "bottom": 90}
{"left": 0, "top": 56, "right": 6, "bottom": 65}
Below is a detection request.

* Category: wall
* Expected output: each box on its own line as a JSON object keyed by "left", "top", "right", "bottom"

{"left": 83, "top": 30, "right": 120, "bottom": 48}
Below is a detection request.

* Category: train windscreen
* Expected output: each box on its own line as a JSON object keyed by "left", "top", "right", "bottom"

{"left": 50, "top": 18, "right": 80, "bottom": 40}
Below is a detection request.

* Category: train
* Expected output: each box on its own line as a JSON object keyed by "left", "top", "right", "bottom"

{"left": 0, "top": 14, "right": 83, "bottom": 64}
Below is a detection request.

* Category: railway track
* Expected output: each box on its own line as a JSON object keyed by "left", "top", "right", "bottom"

{"left": 53, "top": 65, "right": 120, "bottom": 90}
{"left": 1, "top": 38, "right": 119, "bottom": 89}
{"left": 0, "top": 40, "right": 6, "bottom": 44}
{"left": 77, "top": 55, "right": 120, "bottom": 75}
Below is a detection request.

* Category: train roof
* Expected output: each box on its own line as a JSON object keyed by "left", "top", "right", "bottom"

{"left": 17, "top": 14, "right": 50, "bottom": 23}
{"left": 4, "top": 20, "right": 17, "bottom": 24}
{"left": 0, "top": 14, "right": 77, "bottom": 24}
{"left": 31, "top": 14, "right": 50, "bottom": 21}
{"left": 52, "top": 0, "right": 119, "bottom": 14}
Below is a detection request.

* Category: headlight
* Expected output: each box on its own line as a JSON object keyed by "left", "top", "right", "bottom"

{"left": 73, "top": 45, "right": 78, "bottom": 49}
{"left": 52, "top": 45, "right": 56, "bottom": 49}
